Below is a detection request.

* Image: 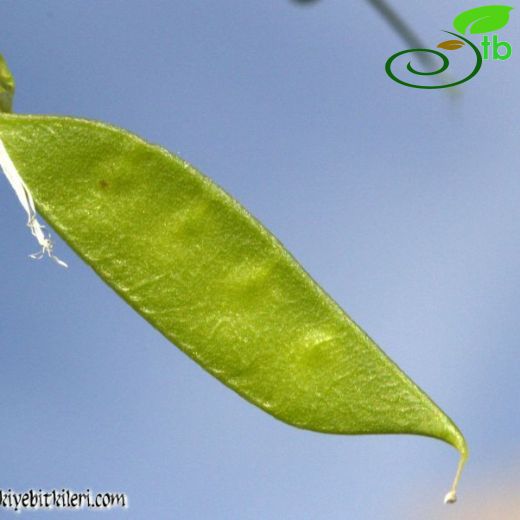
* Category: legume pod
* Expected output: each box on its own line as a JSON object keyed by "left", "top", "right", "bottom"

{"left": 0, "top": 114, "right": 467, "bottom": 500}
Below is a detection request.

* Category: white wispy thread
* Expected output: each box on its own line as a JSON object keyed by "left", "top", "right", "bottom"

{"left": 0, "top": 137, "right": 68, "bottom": 268}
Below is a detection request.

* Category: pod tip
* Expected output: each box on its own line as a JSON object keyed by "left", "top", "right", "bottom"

{"left": 444, "top": 490, "right": 457, "bottom": 504}
{"left": 443, "top": 448, "right": 466, "bottom": 504}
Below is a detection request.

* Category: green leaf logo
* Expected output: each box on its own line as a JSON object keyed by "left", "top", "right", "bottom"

{"left": 453, "top": 5, "right": 513, "bottom": 34}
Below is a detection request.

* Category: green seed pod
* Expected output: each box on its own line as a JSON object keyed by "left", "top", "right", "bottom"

{"left": 0, "top": 114, "right": 467, "bottom": 501}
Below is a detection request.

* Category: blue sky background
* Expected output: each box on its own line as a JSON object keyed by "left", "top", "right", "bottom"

{"left": 1, "top": 1, "right": 519, "bottom": 518}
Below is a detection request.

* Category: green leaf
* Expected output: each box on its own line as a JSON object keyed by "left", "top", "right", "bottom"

{"left": 0, "top": 114, "right": 467, "bottom": 499}
{"left": 453, "top": 5, "right": 513, "bottom": 34}
{"left": 0, "top": 54, "right": 15, "bottom": 113}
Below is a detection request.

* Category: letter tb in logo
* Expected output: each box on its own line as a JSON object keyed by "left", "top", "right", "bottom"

{"left": 481, "top": 35, "right": 512, "bottom": 60}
